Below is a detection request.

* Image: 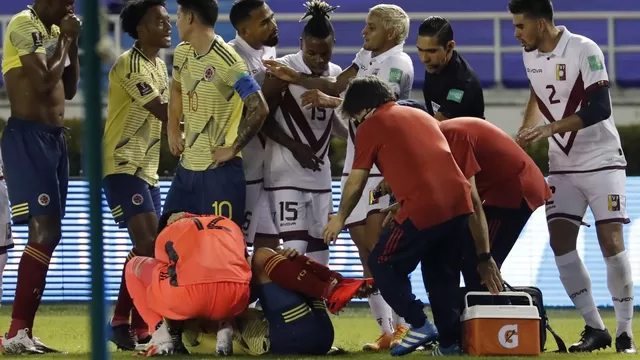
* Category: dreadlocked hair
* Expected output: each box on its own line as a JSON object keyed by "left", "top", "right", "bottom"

{"left": 300, "top": 0, "right": 338, "bottom": 39}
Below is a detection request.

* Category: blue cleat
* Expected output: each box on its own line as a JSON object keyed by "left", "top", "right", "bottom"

{"left": 431, "top": 343, "right": 464, "bottom": 356}
{"left": 390, "top": 320, "right": 439, "bottom": 356}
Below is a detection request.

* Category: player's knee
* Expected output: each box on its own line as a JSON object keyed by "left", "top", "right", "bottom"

{"left": 251, "top": 247, "right": 277, "bottom": 271}
{"left": 28, "top": 215, "right": 62, "bottom": 246}
{"left": 548, "top": 219, "right": 580, "bottom": 256}
{"left": 596, "top": 222, "right": 625, "bottom": 257}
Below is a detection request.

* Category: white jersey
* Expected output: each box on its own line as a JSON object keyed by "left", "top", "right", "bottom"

{"left": 0, "top": 150, "right": 9, "bottom": 224}
{"left": 228, "top": 34, "right": 277, "bottom": 182}
{"left": 523, "top": 26, "right": 626, "bottom": 173}
{"left": 342, "top": 44, "right": 414, "bottom": 176}
{"left": 264, "top": 52, "right": 342, "bottom": 191}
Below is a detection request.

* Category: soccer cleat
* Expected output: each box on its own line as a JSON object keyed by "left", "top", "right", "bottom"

{"left": 0, "top": 329, "right": 44, "bottom": 355}
{"left": 33, "top": 336, "right": 65, "bottom": 354}
{"left": 616, "top": 332, "right": 637, "bottom": 354}
{"left": 216, "top": 321, "right": 234, "bottom": 356}
{"left": 390, "top": 320, "right": 439, "bottom": 356}
{"left": 326, "top": 278, "right": 375, "bottom": 314}
{"left": 568, "top": 326, "right": 612, "bottom": 352}
{"left": 362, "top": 333, "right": 392, "bottom": 351}
{"left": 134, "top": 335, "right": 152, "bottom": 352}
{"left": 390, "top": 325, "right": 409, "bottom": 349}
{"left": 168, "top": 327, "right": 190, "bottom": 355}
{"left": 139, "top": 322, "right": 175, "bottom": 357}
{"left": 107, "top": 322, "right": 137, "bottom": 351}
{"left": 430, "top": 343, "right": 464, "bottom": 356}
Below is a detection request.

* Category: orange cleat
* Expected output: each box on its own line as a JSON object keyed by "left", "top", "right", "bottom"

{"left": 390, "top": 324, "right": 410, "bottom": 349}
{"left": 363, "top": 333, "right": 393, "bottom": 351}
{"left": 326, "top": 278, "right": 374, "bottom": 314}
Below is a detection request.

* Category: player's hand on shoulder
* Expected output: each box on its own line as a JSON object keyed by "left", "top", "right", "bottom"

{"left": 211, "top": 146, "right": 237, "bottom": 167}
{"left": 323, "top": 214, "right": 346, "bottom": 245}
{"left": 263, "top": 60, "right": 298, "bottom": 83}
{"left": 289, "top": 142, "right": 323, "bottom": 172}
{"left": 168, "top": 122, "right": 185, "bottom": 156}
{"left": 60, "top": 13, "right": 82, "bottom": 39}
{"left": 277, "top": 248, "right": 299, "bottom": 259}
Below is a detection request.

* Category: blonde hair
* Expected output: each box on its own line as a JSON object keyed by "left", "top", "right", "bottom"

{"left": 368, "top": 4, "right": 410, "bottom": 44}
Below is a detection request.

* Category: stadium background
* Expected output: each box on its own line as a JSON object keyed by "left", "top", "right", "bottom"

{"left": 0, "top": 0, "right": 640, "bottom": 307}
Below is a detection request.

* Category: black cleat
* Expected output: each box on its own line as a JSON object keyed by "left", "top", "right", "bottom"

{"left": 616, "top": 332, "right": 637, "bottom": 354}
{"left": 569, "top": 326, "right": 612, "bottom": 353}
{"left": 107, "top": 323, "right": 137, "bottom": 351}
{"left": 169, "top": 331, "right": 190, "bottom": 355}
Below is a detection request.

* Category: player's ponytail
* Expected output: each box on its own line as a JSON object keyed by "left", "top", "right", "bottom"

{"left": 300, "top": 0, "right": 339, "bottom": 39}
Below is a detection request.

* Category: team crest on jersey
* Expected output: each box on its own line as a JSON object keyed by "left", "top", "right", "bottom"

{"left": 38, "top": 193, "right": 50, "bottom": 206}
{"left": 556, "top": 64, "right": 566, "bottom": 81}
{"left": 132, "top": 194, "right": 144, "bottom": 206}
{"left": 372, "top": 68, "right": 379, "bottom": 76}
{"left": 608, "top": 194, "right": 621, "bottom": 211}
{"left": 203, "top": 66, "right": 215, "bottom": 81}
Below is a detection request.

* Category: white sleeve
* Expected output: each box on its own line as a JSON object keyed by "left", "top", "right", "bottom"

{"left": 378, "top": 55, "right": 414, "bottom": 99}
{"left": 579, "top": 40, "right": 609, "bottom": 89}
{"left": 352, "top": 48, "right": 369, "bottom": 68}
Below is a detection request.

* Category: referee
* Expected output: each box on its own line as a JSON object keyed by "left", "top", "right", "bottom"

{"left": 417, "top": 16, "right": 485, "bottom": 120}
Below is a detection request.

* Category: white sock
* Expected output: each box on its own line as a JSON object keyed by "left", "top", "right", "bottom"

{"left": 556, "top": 250, "right": 605, "bottom": 330}
{"left": 605, "top": 251, "right": 634, "bottom": 337}
{"left": 393, "top": 313, "right": 409, "bottom": 329}
{"left": 282, "top": 240, "right": 307, "bottom": 254}
{"left": 306, "top": 250, "right": 330, "bottom": 266}
{"left": 0, "top": 252, "right": 7, "bottom": 305}
{"left": 368, "top": 291, "right": 393, "bottom": 335}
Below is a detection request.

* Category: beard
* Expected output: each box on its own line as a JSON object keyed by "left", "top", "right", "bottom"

{"left": 263, "top": 34, "right": 279, "bottom": 47}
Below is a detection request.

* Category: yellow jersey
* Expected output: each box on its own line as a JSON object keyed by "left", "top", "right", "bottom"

{"left": 2, "top": 7, "right": 62, "bottom": 75}
{"left": 171, "top": 36, "right": 250, "bottom": 171}
{"left": 103, "top": 47, "right": 169, "bottom": 186}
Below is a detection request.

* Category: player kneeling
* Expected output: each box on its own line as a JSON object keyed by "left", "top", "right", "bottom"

{"left": 124, "top": 213, "right": 251, "bottom": 356}
{"left": 185, "top": 247, "right": 373, "bottom": 356}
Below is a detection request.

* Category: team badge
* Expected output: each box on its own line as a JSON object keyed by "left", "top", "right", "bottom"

{"left": 38, "top": 193, "right": 50, "bottom": 206}
{"left": 608, "top": 194, "right": 621, "bottom": 211}
{"left": 556, "top": 64, "right": 566, "bottom": 81}
{"left": 203, "top": 66, "right": 215, "bottom": 81}
{"left": 132, "top": 194, "right": 144, "bottom": 206}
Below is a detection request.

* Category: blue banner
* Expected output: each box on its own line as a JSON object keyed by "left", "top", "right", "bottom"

{"left": 3, "top": 178, "right": 640, "bottom": 306}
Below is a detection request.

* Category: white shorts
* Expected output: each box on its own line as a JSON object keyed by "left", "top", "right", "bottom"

{"left": 243, "top": 182, "right": 278, "bottom": 244}
{"left": 0, "top": 223, "right": 12, "bottom": 253}
{"left": 268, "top": 189, "right": 332, "bottom": 239}
{"left": 545, "top": 169, "right": 629, "bottom": 226}
{"left": 341, "top": 176, "right": 390, "bottom": 227}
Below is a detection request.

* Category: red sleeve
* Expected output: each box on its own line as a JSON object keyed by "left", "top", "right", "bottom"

{"left": 352, "top": 122, "right": 378, "bottom": 170}
{"left": 445, "top": 132, "right": 481, "bottom": 179}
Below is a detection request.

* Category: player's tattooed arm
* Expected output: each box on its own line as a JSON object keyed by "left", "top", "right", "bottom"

{"left": 232, "top": 91, "right": 269, "bottom": 154}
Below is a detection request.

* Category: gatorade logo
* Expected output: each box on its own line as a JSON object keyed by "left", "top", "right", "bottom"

{"left": 498, "top": 324, "right": 519, "bottom": 349}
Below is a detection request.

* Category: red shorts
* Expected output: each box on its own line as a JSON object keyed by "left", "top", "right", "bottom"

{"left": 147, "top": 263, "right": 250, "bottom": 320}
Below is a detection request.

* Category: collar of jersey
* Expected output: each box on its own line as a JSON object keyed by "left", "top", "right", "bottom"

{"left": 233, "top": 33, "right": 270, "bottom": 59}
{"left": 26, "top": 6, "right": 47, "bottom": 32}
{"left": 536, "top": 26, "right": 571, "bottom": 58}
{"left": 132, "top": 44, "right": 156, "bottom": 66}
{"left": 370, "top": 43, "right": 405, "bottom": 64}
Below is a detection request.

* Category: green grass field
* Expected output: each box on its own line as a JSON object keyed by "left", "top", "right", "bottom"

{"left": 0, "top": 305, "right": 635, "bottom": 359}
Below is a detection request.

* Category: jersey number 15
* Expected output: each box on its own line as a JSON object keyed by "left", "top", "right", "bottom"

{"left": 311, "top": 107, "right": 326, "bottom": 121}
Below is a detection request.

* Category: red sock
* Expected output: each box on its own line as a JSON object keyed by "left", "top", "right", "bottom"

{"left": 131, "top": 308, "right": 149, "bottom": 339}
{"left": 292, "top": 255, "right": 342, "bottom": 282}
{"left": 112, "top": 249, "right": 138, "bottom": 327}
{"left": 264, "top": 254, "right": 334, "bottom": 299}
{"left": 7, "top": 243, "right": 54, "bottom": 338}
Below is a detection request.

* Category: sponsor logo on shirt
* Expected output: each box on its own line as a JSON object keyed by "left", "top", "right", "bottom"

{"left": 446, "top": 89, "right": 464, "bottom": 103}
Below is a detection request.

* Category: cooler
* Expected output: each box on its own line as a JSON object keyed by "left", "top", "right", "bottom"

{"left": 461, "top": 291, "right": 541, "bottom": 356}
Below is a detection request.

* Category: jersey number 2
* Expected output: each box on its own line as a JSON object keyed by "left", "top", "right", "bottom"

{"left": 546, "top": 85, "right": 560, "bottom": 105}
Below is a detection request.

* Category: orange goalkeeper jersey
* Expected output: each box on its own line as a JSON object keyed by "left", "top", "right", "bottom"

{"left": 155, "top": 215, "right": 251, "bottom": 285}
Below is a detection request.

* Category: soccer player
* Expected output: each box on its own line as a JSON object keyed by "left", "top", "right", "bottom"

{"left": 0, "top": 150, "right": 13, "bottom": 307}
{"left": 417, "top": 16, "right": 485, "bottom": 120}
{"left": 101, "top": 0, "right": 172, "bottom": 350}
{"left": 263, "top": 4, "right": 414, "bottom": 349}
{"left": 323, "top": 76, "right": 503, "bottom": 356}
{"left": 509, "top": 0, "right": 635, "bottom": 353}
{"left": 183, "top": 247, "right": 373, "bottom": 356}
{"left": 163, "top": 0, "right": 269, "bottom": 228}
{"left": 227, "top": 0, "right": 280, "bottom": 248}
{"left": 0, "top": 0, "right": 80, "bottom": 354}
{"left": 258, "top": 1, "right": 342, "bottom": 266}
{"left": 126, "top": 213, "right": 252, "bottom": 356}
